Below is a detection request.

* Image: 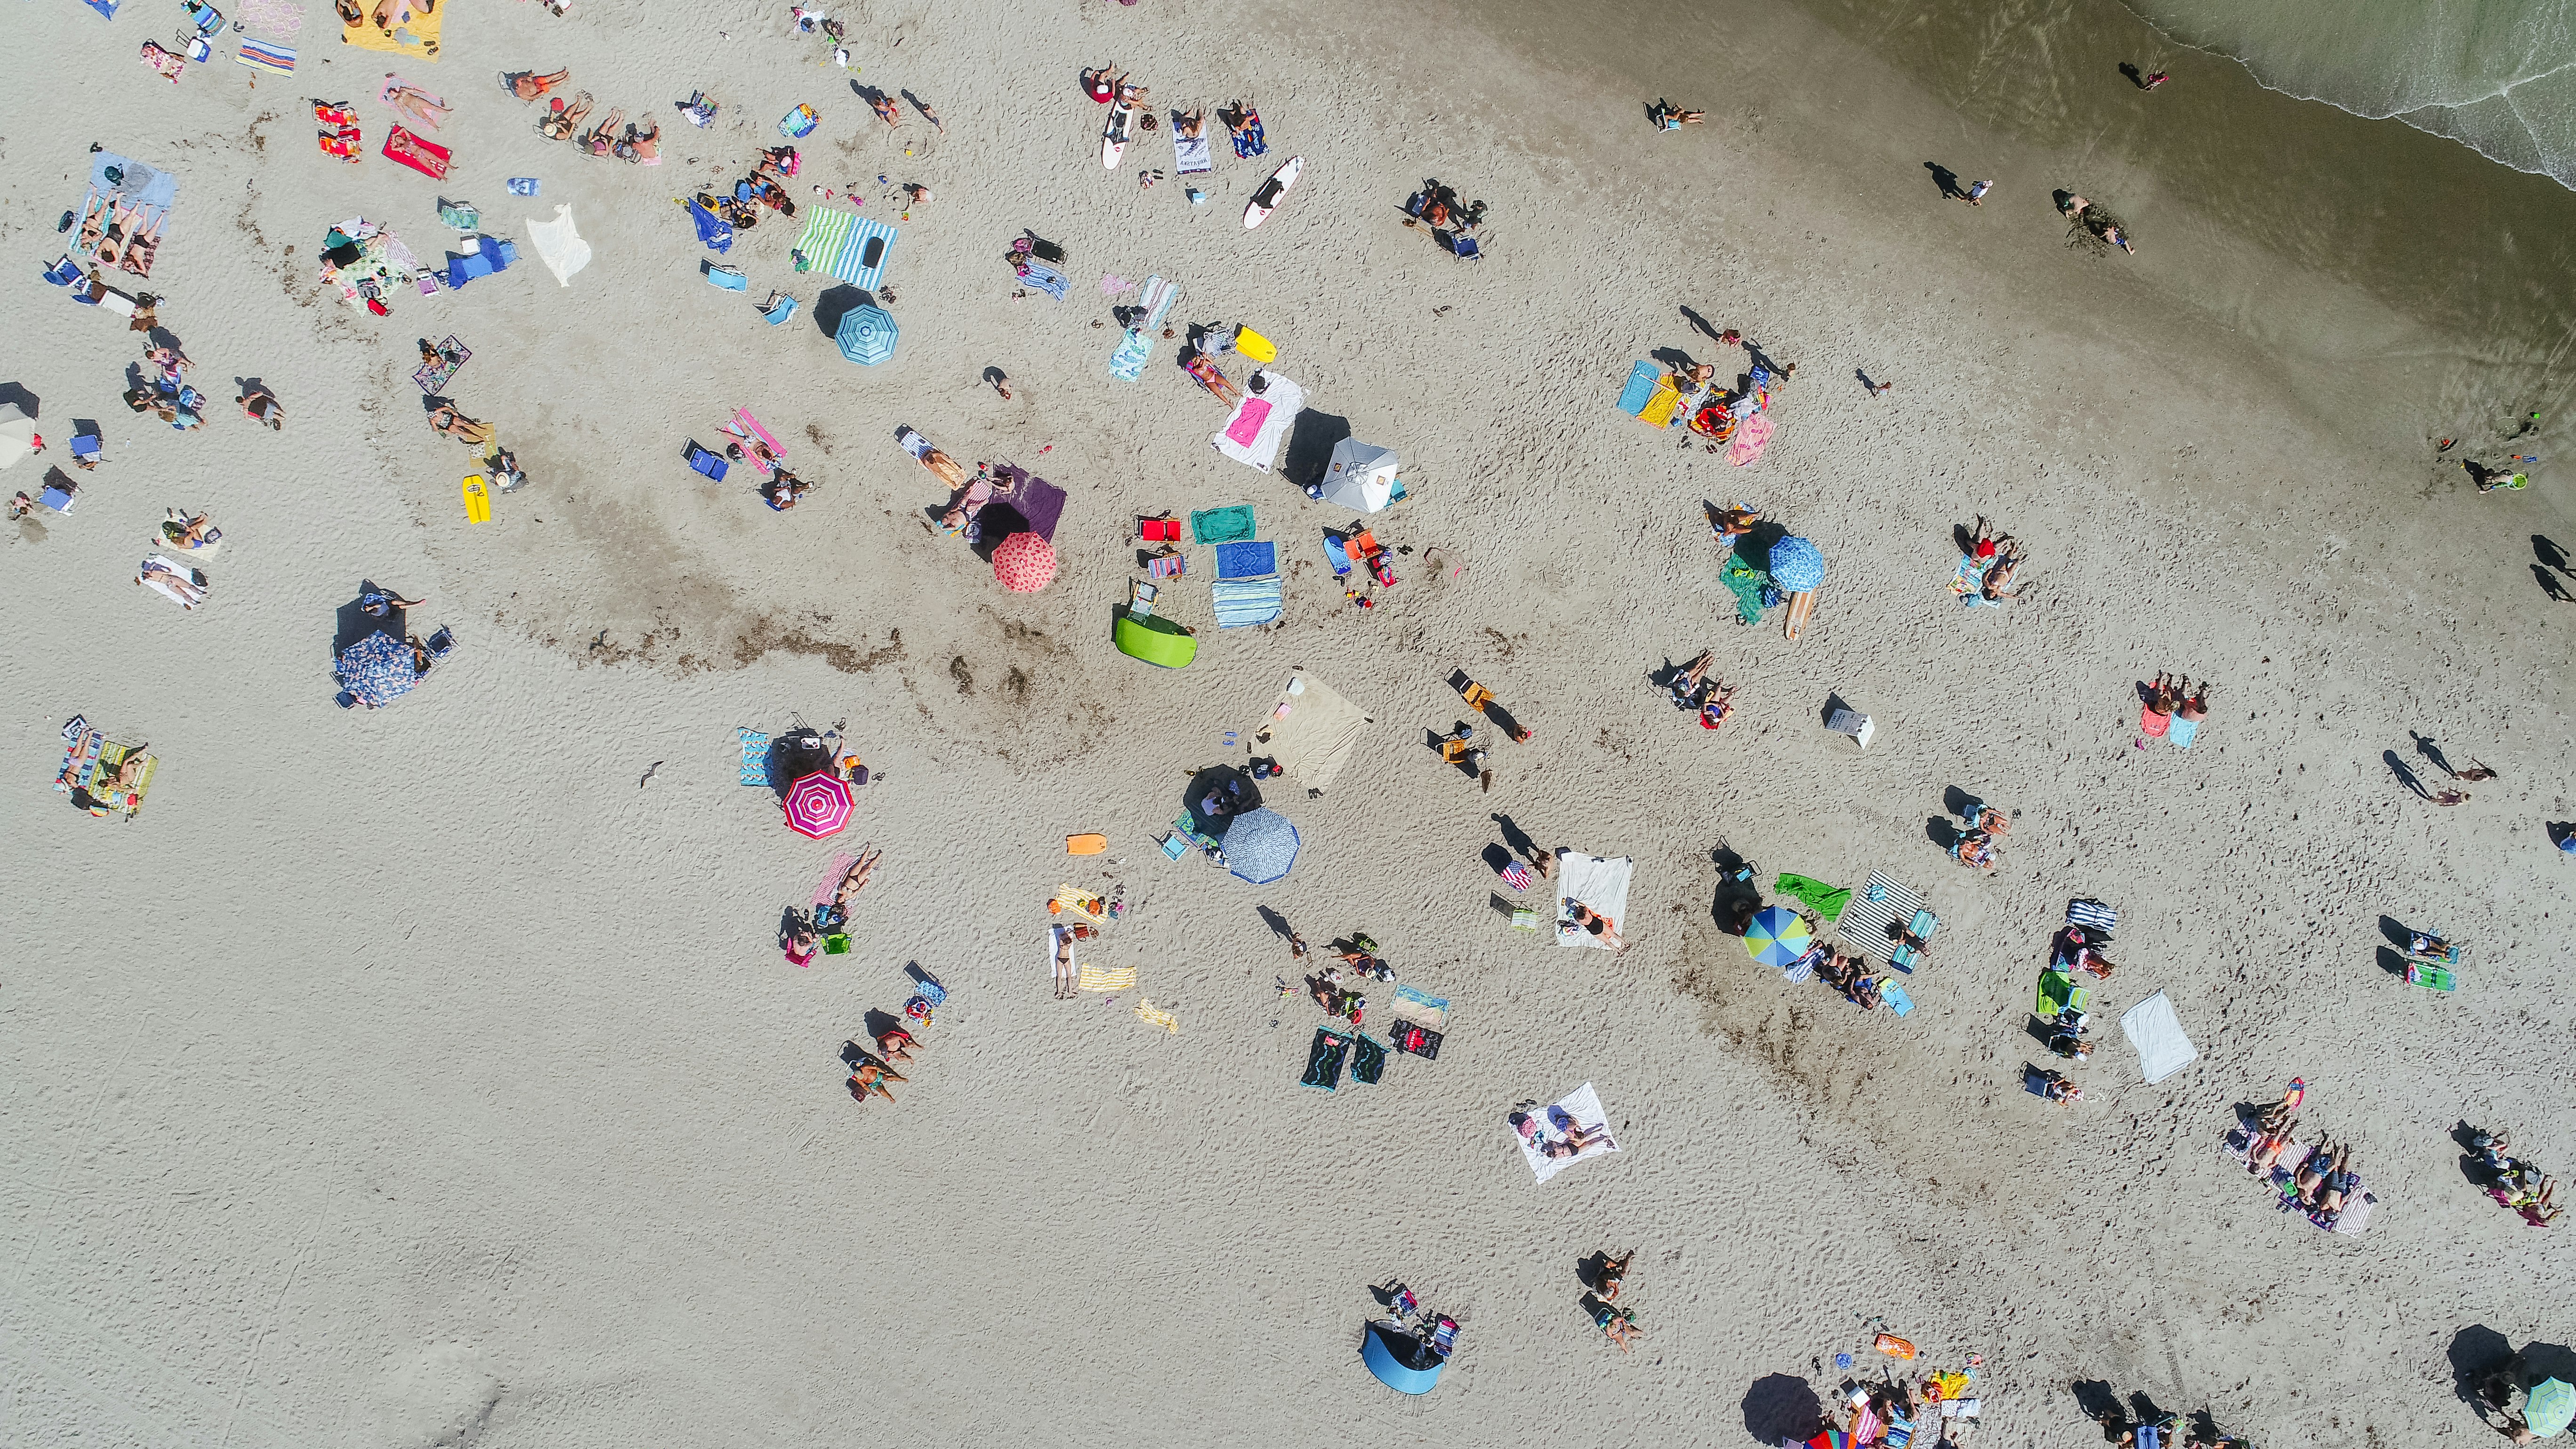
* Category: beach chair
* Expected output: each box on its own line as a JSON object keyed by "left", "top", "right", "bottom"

{"left": 2406, "top": 961, "right": 2457, "bottom": 992}
{"left": 1427, "top": 1317, "right": 1459, "bottom": 1359}
{"left": 1449, "top": 233, "right": 1482, "bottom": 261}
{"left": 2036, "top": 969, "right": 2090, "bottom": 1018}
{"left": 1138, "top": 514, "right": 1180, "bottom": 542}
{"left": 1146, "top": 550, "right": 1184, "bottom": 580}
{"left": 761, "top": 291, "right": 798, "bottom": 326}
{"left": 423, "top": 626, "right": 456, "bottom": 660}
{"left": 703, "top": 261, "right": 750, "bottom": 291}
{"left": 685, "top": 442, "right": 729, "bottom": 481}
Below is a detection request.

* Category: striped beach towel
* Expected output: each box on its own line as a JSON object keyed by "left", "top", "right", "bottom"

{"left": 1211, "top": 577, "right": 1283, "bottom": 628}
{"left": 1078, "top": 965, "right": 1136, "bottom": 992}
{"left": 236, "top": 37, "right": 295, "bottom": 73}
{"left": 1835, "top": 870, "right": 1924, "bottom": 958}
{"left": 789, "top": 208, "right": 897, "bottom": 289}
{"left": 2066, "top": 898, "right": 2118, "bottom": 935}
{"left": 1135, "top": 997, "right": 1179, "bottom": 1033}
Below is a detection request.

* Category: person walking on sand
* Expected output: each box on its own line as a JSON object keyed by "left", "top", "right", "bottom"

{"left": 1960, "top": 178, "right": 1994, "bottom": 205}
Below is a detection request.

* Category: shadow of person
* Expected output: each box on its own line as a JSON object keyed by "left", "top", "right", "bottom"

{"left": 2384, "top": 749, "right": 2430, "bottom": 798}
{"left": 1491, "top": 813, "right": 1539, "bottom": 861}
{"left": 1650, "top": 346, "right": 1697, "bottom": 372}
{"left": 1924, "top": 161, "right": 1964, "bottom": 199}
{"left": 2447, "top": 1324, "right": 2518, "bottom": 1407}
{"left": 1942, "top": 785, "right": 1983, "bottom": 818}
{"left": 2534, "top": 564, "right": 2576, "bottom": 603}
{"left": 2410, "top": 730, "right": 2455, "bottom": 777}
{"left": 2068, "top": 1380, "right": 2125, "bottom": 1432}
{"left": 2536, "top": 534, "right": 2572, "bottom": 573}
{"left": 1679, "top": 304, "right": 1727, "bottom": 345}
{"left": 1742, "top": 1371, "right": 1823, "bottom": 1443}
{"left": 2375, "top": 914, "right": 2414, "bottom": 948}
{"left": 2119, "top": 61, "right": 2147, "bottom": 88}
{"left": 1926, "top": 816, "right": 1960, "bottom": 850}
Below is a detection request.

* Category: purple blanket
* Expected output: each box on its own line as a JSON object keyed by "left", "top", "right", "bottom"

{"left": 997, "top": 465, "right": 1066, "bottom": 541}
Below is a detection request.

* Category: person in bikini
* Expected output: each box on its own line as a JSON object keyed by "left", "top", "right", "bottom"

{"left": 875, "top": 1025, "right": 921, "bottom": 1064}
{"left": 1596, "top": 1250, "right": 1634, "bottom": 1303}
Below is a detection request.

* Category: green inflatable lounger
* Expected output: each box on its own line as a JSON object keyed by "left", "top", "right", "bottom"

{"left": 1115, "top": 612, "right": 1199, "bottom": 668}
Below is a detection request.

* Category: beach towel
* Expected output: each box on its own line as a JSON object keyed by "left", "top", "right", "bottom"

{"left": 1516, "top": 1082, "right": 1619, "bottom": 1183}
{"left": 1251, "top": 669, "right": 1374, "bottom": 793}
{"left": 808, "top": 851, "right": 854, "bottom": 918}
{"left": 340, "top": 0, "right": 440, "bottom": 60}
{"left": 1718, "top": 555, "right": 1771, "bottom": 625}
{"left": 410, "top": 335, "right": 469, "bottom": 393}
{"left": 139, "top": 41, "right": 188, "bottom": 80}
{"left": 1616, "top": 360, "right": 1660, "bottom": 416}
{"left": 1190, "top": 505, "right": 1257, "bottom": 545}
{"left": 2036, "top": 969, "right": 2088, "bottom": 1018}
{"left": 1014, "top": 259, "right": 1070, "bottom": 300}
{"left": 1773, "top": 872, "right": 1852, "bottom": 922}
{"left": 1079, "top": 965, "right": 1136, "bottom": 991}
{"left": 1835, "top": 871, "right": 1924, "bottom": 958}
{"left": 1172, "top": 119, "right": 1214, "bottom": 176}
{"left": 1882, "top": 982, "right": 1914, "bottom": 1016}
{"left": 1052, "top": 885, "right": 1109, "bottom": 924}
{"left": 1350, "top": 1033, "right": 1387, "bottom": 1085}
{"left": 1229, "top": 107, "right": 1267, "bottom": 159}
{"left": 138, "top": 556, "right": 200, "bottom": 609}
{"left": 2169, "top": 716, "right": 2201, "bottom": 749}
{"left": 1555, "top": 851, "right": 1633, "bottom": 950}
{"left": 1642, "top": 378, "right": 1684, "bottom": 428}
{"left": 2120, "top": 991, "right": 2198, "bottom": 1084}
{"left": 1211, "top": 578, "right": 1284, "bottom": 628}
{"left": 1726, "top": 411, "right": 1774, "bottom": 466}
{"left": 685, "top": 198, "right": 734, "bottom": 254}
{"left": 990, "top": 466, "right": 1066, "bottom": 541}
{"left": 2140, "top": 701, "right": 2172, "bottom": 737}
{"left": 1214, "top": 541, "right": 1277, "bottom": 580}
{"left": 236, "top": 37, "right": 295, "bottom": 73}
{"left": 737, "top": 729, "right": 770, "bottom": 785}
{"left": 526, "top": 205, "right": 591, "bottom": 286}
{"left": 1211, "top": 373, "right": 1305, "bottom": 470}
{"left": 791, "top": 208, "right": 897, "bottom": 289}
{"left": 729, "top": 410, "right": 785, "bottom": 474}
{"left": 1303, "top": 1027, "right": 1351, "bottom": 1091}
{"left": 1135, "top": 997, "right": 1179, "bottom": 1034}
{"left": 1949, "top": 553, "right": 1998, "bottom": 608}
{"left": 2065, "top": 898, "right": 2118, "bottom": 934}
{"left": 1109, "top": 277, "right": 1180, "bottom": 381}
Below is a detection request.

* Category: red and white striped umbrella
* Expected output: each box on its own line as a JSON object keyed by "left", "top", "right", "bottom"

{"left": 782, "top": 771, "right": 854, "bottom": 839}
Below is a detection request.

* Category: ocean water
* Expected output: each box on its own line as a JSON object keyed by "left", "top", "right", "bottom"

{"left": 2125, "top": 0, "right": 2576, "bottom": 188}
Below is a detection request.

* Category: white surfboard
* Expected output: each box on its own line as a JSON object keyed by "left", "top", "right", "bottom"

{"left": 1101, "top": 103, "right": 1135, "bottom": 169}
{"left": 1243, "top": 154, "right": 1303, "bottom": 229}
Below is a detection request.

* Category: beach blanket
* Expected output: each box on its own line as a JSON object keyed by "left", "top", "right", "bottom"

{"left": 1211, "top": 578, "right": 1284, "bottom": 628}
{"left": 1835, "top": 871, "right": 1924, "bottom": 958}
{"left": 1228, "top": 107, "right": 1267, "bottom": 158}
{"left": 410, "top": 335, "right": 469, "bottom": 393}
{"left": 1555, "top": 851, "right": 1633, "bottom": 950}
{"left": 1349, "top": 1033, "right": 1386, "bottom": 1084}
{"left": 138, "top": 556, "right": 199, "bottom": 609}
{"left": 140, "top": 40, "right": 188, "bottom": 81}
{"left": 85, "top": 0, "right": 121, "bottom": 16}
{"left": 1251, "top": 669, "right": 1373, "bottom": 793}
{"left": 236, "top": 38, "right": 295, "bottom": 73}
{"left": 1136, "top": 997, "right": 1180, "bottom": 1034}
{"left": 1616, "top": 360, "right": 1659, "bottom": 415}
{"left": 2066, "top": 898, "right": 2118, "bottom": 935}
{"left": 1642, "top": 378, "right": 1684, "bottom": 428}
{"left": 1949, "top": 553, "right": 2001, "bottom": 609}
{"left": 1718, "top": 555, "right": 1770, "bottom": 625}
{"left": 993, "top": 466, "right": 1066, "bottom": 541}
{"left": 1052, "top": 885, "right": 1109, "bottom": 924}
{"left": 2120, "top": 991, "right": 2198, "bottom": 1084}
{"left": 1079, "top": 965, "right": 1136, "bottom": 991}
{"left": 1773, "top": 872, "right": 1851, "bottom": 922}
{"left": 1014, "top": 259, "right": 1069, "bottom": 300}
{"left": 1516, "top": 1082, "right": 1619, "bottom": 1184}
{"left": 1109, "top": 277, "right": 1179, "bottom": 382}
{"left": 525, "top": 205, "right": 590, "bottom": 286}
{"left": 1190, "top": 506, "right": 1256, "bottom": 544}
{"left": 340, "top": 0, "right": 441, "bottom": 60}
{"left": 2169, "top": 716, "right": 2201, "bottom": 749}
{"left": 1215, "top": 541, "right": 1277, "bottom": 580}
{"left": 1211, "top": 373, "right": 1304, "bottom": 470}
{"left": 685, "top": 198, "right": 734, "bottom": 254}
{"left": 1303, "top": 1027, "right": 1351, "bottom": 1091}
{"left": 737, "top": 729, "right": 770, "bottom": 785}
{"left": 790, "top": 208, "right": 896, "bottom": 289}
{"left": 1173, "top": 123, "right": 1214, "bottom": 176}
{"left": 1726, "top": 411, "right": 1774, "bottom": 466}
{"left": 729, "top": 410, "right": 786, "bottom": 476}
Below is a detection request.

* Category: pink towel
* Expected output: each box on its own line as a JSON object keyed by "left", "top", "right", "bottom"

{"left": 1725, "top": 412, "right": 1773, "bottom": 467}
{"left": 811, "top": 853, "right": 855, "bottom": 908}
{"left": 1225, "top": 398, "right": 1272, "bottom": 446}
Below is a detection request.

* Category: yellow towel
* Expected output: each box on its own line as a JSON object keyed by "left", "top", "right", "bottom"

{"left": 1079, "top": 965, "right": 1137, "bottom": 992}
{"left": 1052, "top": 886, "right": 1108, "bottom": 923}
{"left": 1135, "top": 997, "right": 1179, "bottom": 1033}
{"left": 1642, "top": 378, "right": 1682, "bottom": 428}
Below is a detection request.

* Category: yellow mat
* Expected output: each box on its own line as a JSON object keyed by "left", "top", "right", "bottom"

{"left": 461, "top": 475, "right": 490, "bottom": 523}
{"left": 1078, "top": 965, "right": 1136, "bottom": 992}
{"left": 1052, "top": 886, "right": 1108, "bottom": 923}
{"left": 342, "top": 0, "right": 442, "bottom": 60}
{"left": 1135, "top": 997, "right": 1179, "bottom": 1034}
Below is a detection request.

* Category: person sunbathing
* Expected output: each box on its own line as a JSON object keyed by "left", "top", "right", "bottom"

{"left": 832, "top": 846, "right": 883, "bottom": 910}
{"left": 537, "top": 92, "right": 593, "bottom": 141}
{"left": 240, "top": 388, "right": 283, "bottom": 430}
{"left": 117, "top": 211, "right": 164, "bottom": 277}
{"left": 580, "top": 106, "right": 625, "bottom": 156}
{"left": 2038, "top": 1069, "right": 2081, "bottom": 1104}
{"left": 2317, "top": 1151, "right": 2359, "bottom": 1216}
{"left": 1175, "top": 106, "right": 1205, "bottom": 138}
{"left": 765, "top": 470, "right": 816, "bottom": 510}
{"left": 1591, "top": 1298, "right": 1644, "bottom": 1350}
{"left": 1650, "top": 99, "right": 1706, "bottom": 127}
{"left": 615, "top": 121, "right": 660, "bottom": 163}
{"left": 360, "top": 588, "right": 425, "bottom": 616}
{"left": 384, "top": 77, "right": 450, "bottom": 130}
{"left": 75, "top": 193, "right": 109, "bottom": 255}
{"left": 137, "top": 559, "right": 205, "bottom": 607}
{"left": 1596, "top": 1249, "right": 1634, "bottom": 1301}
{"left": 507, "top": 68, "right": 570, "bottom": 101}
{"left": 847, "top": 1061, "right": 902, "bottom": 1102}
{"left": 1668, "top": 651, "right": 1715, "bottom": 708}
{"left": 2246, "top": 1124, "right": 2295, "bottom": 1175}
{"left": 428, "top": 405, "right": 495, "bottom": 447}
{"left": 1954, "top": 832, "right": 1997, "bottom": 872}
{"left": 1081, "top": 64, "right": 1117, "bottom": 102}
{"left": 875, "top": 1026, "right": 920, "bottom": 1063}
{"left": 1711, "top": 503, "right": 1761, "bottom": 546}
{"left": 161, "top": 511, "right": 217, "bottom": 548}
{"left": 2178, "top": 681, "right": 2211, "bottom": 722}
{"left": 2294, "top": 1139, "right": 2339, "bottom": 1204}
{"left": 1567, "top": 902, "right": 1628, "bottom": 954}
{"left": 1185, "top": 353, "right": 1241, "bottom": 404}
{"left": 1700, "top": 683, "right": 1736, "bottom": 731}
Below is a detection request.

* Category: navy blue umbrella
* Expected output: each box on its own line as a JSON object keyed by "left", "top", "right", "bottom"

{"left": 336, "top": 630, "right": 417, "bottom": 708}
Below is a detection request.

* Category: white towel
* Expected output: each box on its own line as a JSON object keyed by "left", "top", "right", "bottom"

{"left": 1554, "top": 851, "right": 1633, "bottom": 950}
{"left": 1513, "top": 1082, "right": 1620, "bottom": 1184}
{"left": 137, "top": 555, "right": 201, "bottom": 610}
{"left": 2120, "top": 991, "right": 2198, "bottom": 1083}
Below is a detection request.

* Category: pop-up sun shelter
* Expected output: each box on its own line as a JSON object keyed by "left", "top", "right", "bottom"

{"left": 1114, "top": 612, "right": 1197, "bottom": 668}
{"left": 1319, "top": 437, "right": 1401, "bottom": 513}
{"left": 1360, "top": 1322, "right": 1445, "bottom": 1394}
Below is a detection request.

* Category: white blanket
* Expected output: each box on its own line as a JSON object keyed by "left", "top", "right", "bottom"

{"left": 1210, "top": 372, "right": 1303, "bottom": 471}
{"left": 525, "top": 204, "right": 592, "bottom": 287}
{"left": 137, "top": 555, "right": 201, "bottom": 610}
{"left": 1513, "top": 1082, "right": 1620, "bottom": 1184}
{"left": 1555, "top": 851, "right": 1632, "bottom": 950}
{"left": 2120, "top": 991, "right": 2198, "bottom": 1083}
{"left": 1251, "top": 670, "right": 1372, "bottom": 793}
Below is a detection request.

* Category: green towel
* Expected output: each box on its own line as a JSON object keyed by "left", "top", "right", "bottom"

{"left": 1191, "top": 505, "right": 1256, "bottom": 544}
{"left": 1719, "top": 556, "right": 1771, "bottom": 625}
{"left": 1774, "top": 872, "right": 1851, "bottom": 922}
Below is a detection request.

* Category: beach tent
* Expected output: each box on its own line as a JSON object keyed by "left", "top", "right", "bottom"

{"left": 1211, "top": 372, "right": 1304, "bottom": 471}
{"left": 1319, "top": 438, "right": 1399, "bottom": 513}
{"left": 1360, "top": 1322, "right": 1444, "bottom": 1395}
{"left": 0, "top": 405, "right": 37, "bottom": 469}
{"left": 1223, "top": 807, "right": 1300, "bottom": 885}
{"left": 1249, "top": 669, "right": 1373, "bottom": 793}
{"left": 836, "top": 305, "right": 898, "bottom": 366}
{"left": 1114, "top": 612, "right": 1197, "bottom": 668}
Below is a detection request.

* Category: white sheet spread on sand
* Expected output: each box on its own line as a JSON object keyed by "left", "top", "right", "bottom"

{"left": 1211, "top": 373, "right": 1303, "bottom": 471}
{"left": 1250, "top": 669, "right": 1371, "bottom": 793}
{"left": 138, "top": 556, "right": 198, "bottom": 609}
{"left": 2120, "top": 991, "right": 2198, "bottom": 1084}
{"left": 1515, "top": 1082, "right": 1620, "bottom": 1184}
{"left": 525, "top": 204, "right": 592, "bottom": 286}
{"left": 1555, "top": 851, "right": 1631, "bottom": 949}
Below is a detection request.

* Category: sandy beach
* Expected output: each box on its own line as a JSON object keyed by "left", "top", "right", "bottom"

{"left": 5, "top": 0, "right": 2572, "bottom": 1445}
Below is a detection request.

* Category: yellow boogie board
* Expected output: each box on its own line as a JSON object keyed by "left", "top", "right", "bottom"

{"left": 462, "top": 475, "right": 491, "bottom": 524}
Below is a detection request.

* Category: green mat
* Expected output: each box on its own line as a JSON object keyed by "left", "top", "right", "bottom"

{"left": 1191, "top": 505, "right": 1256, "bottom": 544}
{"left": 1774, "top": 872, "right": 1851, "bottom": 922}
{"left": 1720, "top": 556, "right": 1771, "bottom": 625}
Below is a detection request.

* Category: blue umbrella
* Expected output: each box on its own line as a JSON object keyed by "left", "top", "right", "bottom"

{"left": 1224, "top": 807, "right": 1300, "bottom": 885}
{"left": 835, "top": 304, "right": 898, "bottom": 365}
{"left": 1743, "top": 905, "right": 1814, "bottom": 966}
{"left": 336, "top": 629, "right": 417, "bottom": 708}
{"left": 1768, "top": 536, "right": 1824, "bottom": 592}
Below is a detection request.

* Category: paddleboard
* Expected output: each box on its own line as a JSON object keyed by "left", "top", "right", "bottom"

{"left": 1243, "top": 154, "right": 1303, "bottom": 229}
{"left": 462, "top": 475, "right": 491, "bottom": 524}
{"left": 1101, "top": 103, "right": 1135, "bottom": 169}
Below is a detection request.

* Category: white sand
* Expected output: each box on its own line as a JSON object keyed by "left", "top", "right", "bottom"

{"left": 5, "top": 0, "right": 2572, "bottom": 1446}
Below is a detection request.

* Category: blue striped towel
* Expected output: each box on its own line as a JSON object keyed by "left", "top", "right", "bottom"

{"left": 2066, "top": 898, "right": 2117, "bottom": 934}
{"left": 1210, "top": 577, "right": 1283, "bottom": 628}
{"left": 236, "top": 37, "right": 294, "bottom": 73}
{"left": 737, "top": 729, "right": 770, "bottom": 786}
{"left": 1017, "top": 260, "right": 1069, "bottom": 301}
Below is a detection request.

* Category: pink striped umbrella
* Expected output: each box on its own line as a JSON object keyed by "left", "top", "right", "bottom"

{"left": 782, "top": 771, "right": 853, "bottom": 839}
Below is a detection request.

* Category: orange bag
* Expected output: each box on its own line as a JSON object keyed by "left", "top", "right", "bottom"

{"left": 1874, "top": 1333, "right": 1916, "bottom": 1360}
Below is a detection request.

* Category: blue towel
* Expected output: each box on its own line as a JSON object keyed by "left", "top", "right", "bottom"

{"left": 2169, "top": 716, "right": 2200, "bottom": 749}
{"left": 1324, "top": 533, "right": 1353, "bottom": 576}
{"left": 704, "top": 262, "right": 749, "bottom": 291}
{"left": 738, "top": 729, "right": 770, "bottom": 785}
{"left": 1213, "top": 540, "right": 1277, "bottom": 580}
{"left": 1617, "top": 360, "right": 1659, "bottom": 415}
{"left": 687, "top": 199, "right": 734, "bottom": 255}
{"left": 1210, "top": 577, "right": 1284, "bottom": 628}
{"left": 1017, "top": 260, "right": 1069, "bottom": 301}
{"left": 1108, "top": 328, "right": 1152, "bottom": 381}
{"left": 1883, "top": 982, "right": 1913, "bottom": 1016}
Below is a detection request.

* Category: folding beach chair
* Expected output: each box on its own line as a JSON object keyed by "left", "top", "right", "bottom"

{"left": 423, "top": 626, "right": 456, "bottom": 660}
{"left": 760, "top": 291, "right": 797, "bottom": 326}
{"left": 684, "top": 441, "right": 729, "bottom": 481}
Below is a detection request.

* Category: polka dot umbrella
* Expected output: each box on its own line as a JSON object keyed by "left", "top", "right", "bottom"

{"left": 992, "top": 531, "right": 1057, "bottom": 592}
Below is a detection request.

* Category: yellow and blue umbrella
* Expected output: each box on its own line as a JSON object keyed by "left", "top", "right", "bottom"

{"left": 1744, "top": 906, "right": 1812, "bottom": 966}
{"left": 2529, "top": 1378, "right": 2573, "bottom": 1439}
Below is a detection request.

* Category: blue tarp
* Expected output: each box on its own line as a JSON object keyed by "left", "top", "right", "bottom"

{"left": 1360, "top": 1324, "right": 1442, "bottom": 1395}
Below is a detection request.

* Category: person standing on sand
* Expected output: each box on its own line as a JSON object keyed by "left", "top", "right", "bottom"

{"left": 1961, "top": 179, "right": 1993, "bottom": 206}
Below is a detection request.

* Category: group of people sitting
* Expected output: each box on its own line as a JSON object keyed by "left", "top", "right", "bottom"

{"left": 2470, "top": 1127, "right": 2561, "bottom": 1227}
{"left": 2060, "top": 193, "right": 2135, "bottom": 253}
{"left": 782, "top": 845, "right": 882, "bottom": 965}
{"left": 847, "top": 1017, "right": 921, "bottom": 1104}
{"left": 1662, "top": 651, "right": 1738, "bottom": 730}
{"left": 122, "top": 343, "right": 228, "bottom": 431}
{"left": 1301, "top": 931, "right": 1394, "bottom": 1023}
{"left": 2239, "top": 1082, "right": 2366, "bottom": 1229}
{"left": 1401, "top": 178, "right": 1488, "bottom": 235}
{"left": 515, "top": 70, "right": 664, "bottom": 163}
{"left": 1950, "top": 798, "right": 2013, "bottom": 872}
{"left": 700, "top": 145, "right": 803, "bottom": 233}
{"left": 1958, "top": 516, "right": 2027, "bottom": 604}
{"left": 2051, "top": 924, "right": 2116, "bottom": 981}
{"left": 2143, "top": 671, "right": 2212, "bottom": 746}
{"left": 1508, "top": 1102, "right": 1615, "bottom": 1162}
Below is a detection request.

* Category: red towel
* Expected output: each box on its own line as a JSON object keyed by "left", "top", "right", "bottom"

{"left": 2139, "top": 701, "right": 2172, "bottom": 738}
{"left": 382, "top": 125, "right": 451, "bottom": 179}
